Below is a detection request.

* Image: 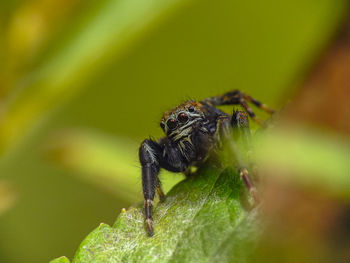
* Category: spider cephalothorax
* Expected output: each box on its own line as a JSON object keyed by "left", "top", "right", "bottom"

{"left": 139, "top": 90, "right": 274, "bottom": 236}
{"left": 160, "top": 101, "right": 205, "bottom": 139}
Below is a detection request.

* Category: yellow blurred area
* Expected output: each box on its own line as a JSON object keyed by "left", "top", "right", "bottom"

{"left": 1, "top": 0, "right": 80, "bottom": 98}
{"left": 0, "top": 180, "right": 17, "bottom": 216}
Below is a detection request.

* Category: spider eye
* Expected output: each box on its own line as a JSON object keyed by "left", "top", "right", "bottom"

{"left": 177, "top": 112, "right": 189, "bottom": 123}
{"left": 188, "top": 107, "right": 195, "bottom": 112}
{"left": 160, "top": 122, "right": 165, "bottom": 130}
{"left": 166, "top": 119, "right": 177, "bottom": 130}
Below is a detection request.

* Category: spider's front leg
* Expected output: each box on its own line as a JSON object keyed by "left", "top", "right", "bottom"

{"left": 139, "top": 139, "right": 165, "bottom": 236}
{"left": 217, "top": 112, "right": 260, "bottom": 204}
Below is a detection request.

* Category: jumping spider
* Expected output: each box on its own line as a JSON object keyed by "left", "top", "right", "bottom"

{"left": 139, "top": 90, "right": 275, "bottom": 236}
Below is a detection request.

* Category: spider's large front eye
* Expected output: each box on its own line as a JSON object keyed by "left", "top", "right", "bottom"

{"left": 166, "top": 119, "right": 177, "bottom": 130}
{"left": 160, "top": 122, "right": 165, "bottom": 130}
{"left": 177, "top": 112, "right": 189, "bottom": 123}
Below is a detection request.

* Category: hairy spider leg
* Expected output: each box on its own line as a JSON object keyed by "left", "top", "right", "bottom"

{"left": 216, "top": 112, "right": 260, "bottom": 205}
{"left": 231, "top": 110, "right": 260, "bottom": 182}
{"left": 238, "top": 98, "right": 263, "bottom": 126}
{"left": 231, "top": 110, "right": 260, "bottom": 203}
{"left": 139, "top": 139, "right": 163, "bottom": 236}
{"left": 231, "top": 109, "right": 251, "bottom": 147}
{"left": 139, "top": 138, "right": 188, "bottom": 236}
{"left": 239, "top": 168, "right": 260, "bottom": 204}
{"left": 201, "top": 90, "right": 274, "bottom": 126}
{"left": 156, "top": 177, "right": 166, "bottom": 203}
{"left": 241, "top": 93, "right": 275, "bottom": 114}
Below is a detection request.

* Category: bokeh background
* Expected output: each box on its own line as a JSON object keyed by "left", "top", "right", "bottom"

{"left": 0, "top": 0, "right": 349, "bottom": 263}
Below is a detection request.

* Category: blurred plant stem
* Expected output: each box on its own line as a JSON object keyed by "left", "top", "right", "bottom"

{"left": 44, "top": 129, "right": 183, "bottom": 202}
{"left": 255, "top": 126, "right": 350, "bottom": 200}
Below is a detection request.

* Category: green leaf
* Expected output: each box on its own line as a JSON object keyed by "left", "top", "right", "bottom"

{"left": 70, "top": 165, "right": 258, "bottom": 263}
{"left": 50, "top": 256, "right": 71, "bottom": 263}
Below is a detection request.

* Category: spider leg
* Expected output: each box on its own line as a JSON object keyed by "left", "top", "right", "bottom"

{"left": 139, "top": 139, "right": 162, "bottom": 236}
{"left": 231, "top": 109, "right": 251, "bottom": 143}
{"left": 201, "top": 90, "right": 274, "bottom": 126}
{"left": 240, "top": 93, "right": 275, "bottom": 114}
{"left": 238, "top": 98, "right": 264, "bottom": 126}
{"left": 217, "top": 113, "right": 260, "bottom": 204}
{"left": 139, "top": 138, "right": 187, "bottom": 236}
{"left": 231, "top": 110, "right": 260, "bottom": 203}
{"left": 156, "top": 177, "right": 166, "bottom": 203}
{"left": 231, "top": 110, "right": 259, "bottom": 182}
{"left": 240, "top": 168, "right": 260, "bottom": 203}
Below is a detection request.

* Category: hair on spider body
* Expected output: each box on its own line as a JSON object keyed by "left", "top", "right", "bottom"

{"left": 139, "top": 90, "right": 275, "bottom": 236}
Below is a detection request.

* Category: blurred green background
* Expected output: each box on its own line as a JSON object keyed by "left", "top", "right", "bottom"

{"left": 0, "top": 0, "right": 348, "bottom": 262}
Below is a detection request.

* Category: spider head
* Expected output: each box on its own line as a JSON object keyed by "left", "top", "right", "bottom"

{"left": 160, "top": 101, "right": 204, "bottom": 140}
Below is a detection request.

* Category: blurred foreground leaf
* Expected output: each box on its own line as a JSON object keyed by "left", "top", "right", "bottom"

{"left": 52, "top": 165, "right": 259, "bottom": 263}
{"left": 255, "top": 127, "right": 350, "bottom": 199}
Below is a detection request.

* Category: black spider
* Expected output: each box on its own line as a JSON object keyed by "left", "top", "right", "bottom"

{"left": 139, "top": 90, "right": 275, "bottom": 236}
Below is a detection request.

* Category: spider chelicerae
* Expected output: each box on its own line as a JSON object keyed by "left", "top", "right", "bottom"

{"left": 139, "top": 90, "right": 275, "bottom": 236}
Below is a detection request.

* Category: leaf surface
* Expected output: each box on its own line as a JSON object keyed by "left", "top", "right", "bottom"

{"left": 71, "top": 165, "right": 258, "bottom": 263}
{"left": 50, "top": 256, "right": 71, "bottom": 263}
